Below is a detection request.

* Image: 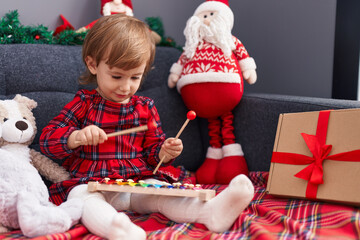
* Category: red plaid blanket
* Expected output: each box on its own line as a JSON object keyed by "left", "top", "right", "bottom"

{"left": 1, "top": 171, "right": 360, "bottom": 239}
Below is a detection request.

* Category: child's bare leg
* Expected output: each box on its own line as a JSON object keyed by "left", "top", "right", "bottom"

{"left": 130, "top": 174, "right": 254, "bottom": 232}
{"left": 68, "top": 184, "right": 145, "bottom": 240}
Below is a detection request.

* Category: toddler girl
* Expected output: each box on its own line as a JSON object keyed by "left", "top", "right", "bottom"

{"left": 40, "top": 14, "right": 254, "bottom": 240}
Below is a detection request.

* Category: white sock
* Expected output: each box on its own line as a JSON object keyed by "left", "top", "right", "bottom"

{"left": 68, "top": 185, "right": 146, "bottom": 240}
{"left": 108, "top": 213, "right": 146, "bottom": 240}
{"left": 130, "top": 174, "right": 254, "bottom": 233}
{"left": 199, "top": 174, "right": 254, "bottom": 232}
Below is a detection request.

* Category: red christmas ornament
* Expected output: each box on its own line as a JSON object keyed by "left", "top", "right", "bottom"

{"left": 35, "top": 35, "right": 40, "bottom": 40}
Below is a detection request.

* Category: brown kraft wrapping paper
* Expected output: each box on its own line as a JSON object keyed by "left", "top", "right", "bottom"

{"left": 267, "top": 109, "right": 360, "bottom": 205}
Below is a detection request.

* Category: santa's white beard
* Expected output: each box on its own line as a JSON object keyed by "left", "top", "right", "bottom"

{"left": 183, "top": 15, "right": 235, "bottom": 59}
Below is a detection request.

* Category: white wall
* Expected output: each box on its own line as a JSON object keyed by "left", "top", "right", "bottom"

{"left": 0, "top": 0, "right": 101, "bottom": 30}
{"left": 0, "top": 0, "right": 337, "bottom": 98}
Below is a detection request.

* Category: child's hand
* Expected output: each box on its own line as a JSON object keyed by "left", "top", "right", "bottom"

{"left": 68, "top": 125, "right": 108, "bottom": 149}
{"left": 159, "top": 138, "right": 183, "bottom": 163}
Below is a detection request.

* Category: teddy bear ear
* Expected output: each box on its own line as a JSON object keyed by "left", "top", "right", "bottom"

{"left": 14, "top": 94, "right": 38, "bottom": 110}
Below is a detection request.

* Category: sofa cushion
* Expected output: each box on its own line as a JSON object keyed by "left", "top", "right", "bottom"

{"left": 17, "top": 91, "right": 77, "bottom": 146}
{"left": 141, "top": 47, "right": 181, "bottom": 91}
{"left": 0, "top": 72, "right": 5, "bottom": 95}
{"left": 139, "top": 85, "right": 204, "bottom": 172}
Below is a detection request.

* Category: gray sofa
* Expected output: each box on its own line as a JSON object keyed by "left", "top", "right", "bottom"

{"left": 1, "top": 44, "right": 360, "bottom": 175}
{"left": 3, "top": 44, "right": 360, "bottom": 239}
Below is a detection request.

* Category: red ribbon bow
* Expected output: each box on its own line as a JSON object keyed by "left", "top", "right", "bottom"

{"left": 295, "top": 132, "right": 332, "bottom": 185}
{"left": 271, "top": 110, "right": 360, "bottom": 199}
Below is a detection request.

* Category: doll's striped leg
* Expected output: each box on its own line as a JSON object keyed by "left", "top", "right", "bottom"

{"left": 220, "top": 111, "right": 235, "bottom": 145}
{"left": 208, "top": 117, "right": 222, "bottom": 148}
{"left": 68, "top": 184, "right": 145, "bottom": 240}
{"left": 130, "top": 174, "right": 254, "bottom": 233}
{"left": 195, "top": 118, "right": 222, "bottom": 184}
{"left": 216, "top": 112, "right": 249, "bottom": 184}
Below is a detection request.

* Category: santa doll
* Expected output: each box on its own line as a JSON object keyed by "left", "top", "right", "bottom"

{"left": 102, "top": 0, "right": 134, "bottom": 16}
{"left": 76, "top": 0, "right": 134, "bottom": 31}
{"left": 71, "top": 0, "right": 161, "bottom": 43}
{"left": 168, "top": 0, "right": 257, "bottom": 184}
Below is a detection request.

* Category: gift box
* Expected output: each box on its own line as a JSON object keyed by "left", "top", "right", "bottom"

{"left": 266, "top": 109, "right": 360, "bottom": 205}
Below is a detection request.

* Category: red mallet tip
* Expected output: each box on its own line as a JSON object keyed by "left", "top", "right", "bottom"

{"left": 147, "top": 121, "right": 157, "bottom": 130}
{"left": 187, "top": 110, "right": 196, "bottom": 120}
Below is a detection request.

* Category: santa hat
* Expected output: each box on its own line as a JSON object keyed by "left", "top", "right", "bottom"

{"left": 100, "top": 0, "right": 133, "bottom": 14}
{"left": 194, "top": 0, "right": 234, "bottom": 30}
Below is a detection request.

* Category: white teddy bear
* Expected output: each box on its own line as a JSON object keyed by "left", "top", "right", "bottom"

{"left": 0, "top": 95, "right": 83, "bottom": 237}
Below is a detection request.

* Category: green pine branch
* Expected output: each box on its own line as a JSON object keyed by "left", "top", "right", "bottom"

{"left": 145, "top": 16, "right": 182, "bottom": 50}
{"left": 0, "top": 10, "right": 86, "bottom": 45}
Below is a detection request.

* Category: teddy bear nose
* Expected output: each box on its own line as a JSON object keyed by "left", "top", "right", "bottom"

{"left": 16, "top": 120, "right": 28, "bottom": 131}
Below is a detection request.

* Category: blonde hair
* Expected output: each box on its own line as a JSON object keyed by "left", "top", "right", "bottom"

{"left": 79, "top": 14, "right": 155, "bottom": 85}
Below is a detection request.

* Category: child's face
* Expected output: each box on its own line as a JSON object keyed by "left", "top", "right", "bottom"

{"left": 86, "top": 57, "right": 146, "bottom": 103}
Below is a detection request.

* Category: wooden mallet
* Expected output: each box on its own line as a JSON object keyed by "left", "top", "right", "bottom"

{"left": 153, "top": 110, "right": 196, "bottom": 174}
{"left": 74, "top": 121, "right": 157, "bottom": 145}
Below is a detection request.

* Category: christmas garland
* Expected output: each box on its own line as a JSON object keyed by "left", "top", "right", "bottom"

{"left": 0, "top": 11, "right": 86, "bottom": 45}
{"left": 0, "top": 10, "right": 181, "bottom": 49}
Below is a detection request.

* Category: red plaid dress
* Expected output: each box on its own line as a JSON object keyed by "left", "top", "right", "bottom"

{"left": 40, "top": 89, "right": 185, "bottom": 205}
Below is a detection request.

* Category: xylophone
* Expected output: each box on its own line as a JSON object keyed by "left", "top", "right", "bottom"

{"left": 87, "top": 178, "right": 215, "bottom": 201}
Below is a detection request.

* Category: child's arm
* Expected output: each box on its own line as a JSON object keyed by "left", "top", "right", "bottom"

{"left": 40, "top": 90, "right": 89, "bottom": 159}
{"left": 158, "top": 138, "right": 183, "bottom": 164}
